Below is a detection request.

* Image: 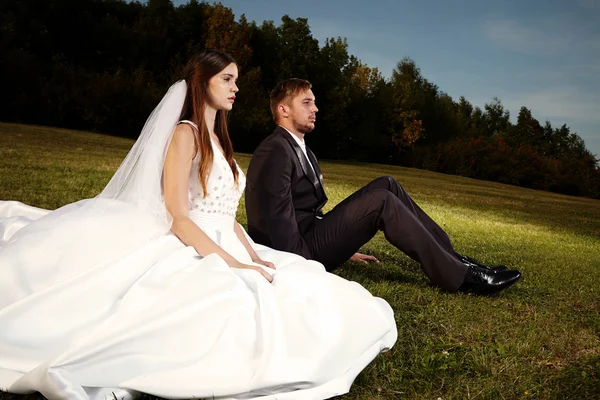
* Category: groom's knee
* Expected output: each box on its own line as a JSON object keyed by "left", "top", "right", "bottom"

{"left": 373, "top": 176, "right": 401, "bottom": 192}
{"left": 361, "top": 189, "right": 395, "bottom": 215}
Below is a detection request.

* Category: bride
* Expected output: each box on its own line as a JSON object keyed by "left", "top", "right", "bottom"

{"left": 0, "top": 50, "right": 397, "bottom": 400}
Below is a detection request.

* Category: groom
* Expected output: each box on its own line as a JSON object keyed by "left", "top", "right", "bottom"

{"left": 245, "top": 78, "right": 522, "bottom": 294}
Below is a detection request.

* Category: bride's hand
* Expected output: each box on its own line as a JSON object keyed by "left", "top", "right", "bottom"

{"left": 228, "top": 260, "right": 274, "bottom": 282}
{"left": 251, "top": 256, "right": 276, "bottom": 270}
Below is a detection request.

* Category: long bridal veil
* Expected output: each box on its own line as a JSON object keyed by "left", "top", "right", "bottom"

{"left": 0, "top": 80, "right": 187, "bottom": 308}
{"left": 98, "top": 80, "right": 187, "bottom": 228}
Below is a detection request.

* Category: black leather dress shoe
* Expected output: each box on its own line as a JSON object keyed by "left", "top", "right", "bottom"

{"left": 455, "top": 253, "right": 508, "bottom": 272}
{"left": 458, "top": 266, "right": 522, "bottom": 295}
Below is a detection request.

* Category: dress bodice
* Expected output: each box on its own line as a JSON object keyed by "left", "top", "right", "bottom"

{"left": 178, "top": 121, "right": 246, "bottom": 220}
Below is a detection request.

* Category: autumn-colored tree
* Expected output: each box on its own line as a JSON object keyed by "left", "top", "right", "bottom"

{"left": 386, "top": 58, "right": 425, "bottom": 150}
{"left": 203, "top": 4, "right": 252, "bottom": 68}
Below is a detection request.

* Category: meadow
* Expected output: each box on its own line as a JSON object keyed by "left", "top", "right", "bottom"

{"left": 1, "top": 122, "right": 599, "bottom": 399}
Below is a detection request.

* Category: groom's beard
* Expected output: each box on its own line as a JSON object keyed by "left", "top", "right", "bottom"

{"left": 294, "top": 120, "right": 315, "bottom": 135}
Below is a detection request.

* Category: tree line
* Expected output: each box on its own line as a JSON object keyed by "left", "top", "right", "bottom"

{"left": 2, "top": 0, "right": 599, "bottom": 198}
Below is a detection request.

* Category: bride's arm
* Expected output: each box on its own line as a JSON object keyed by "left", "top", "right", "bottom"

{"left": 233, "top": 221, "right": 258, "bottom": 261}
{"left": 164, "top": 124, "right": 239, "bottom": 264}
{"left": 234, "top": 222, "right": 274, "bottom": 269}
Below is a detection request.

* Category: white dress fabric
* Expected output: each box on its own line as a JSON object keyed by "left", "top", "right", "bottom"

{"left": 0, "top": 122, "right": 397, "bottom": 400}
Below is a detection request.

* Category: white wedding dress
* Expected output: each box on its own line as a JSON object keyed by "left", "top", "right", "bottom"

{"left": 0, "top": 121, "right": 397, "bottom": 398}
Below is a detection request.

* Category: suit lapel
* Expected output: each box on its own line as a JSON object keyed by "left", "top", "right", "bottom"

{"left": 306, "top": 148, "right": 325, "bottom": 193}
{"left": 276, "top": 127, "right": 326, "bottom": 201}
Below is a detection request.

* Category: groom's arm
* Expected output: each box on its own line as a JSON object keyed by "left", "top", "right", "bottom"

{"left": 253, "top": 141, "right": 312, "bottom": 259}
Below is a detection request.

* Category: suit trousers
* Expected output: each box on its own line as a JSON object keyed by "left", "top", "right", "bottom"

{"left": 303, "top": 176, "right": 469, "bottom": 291}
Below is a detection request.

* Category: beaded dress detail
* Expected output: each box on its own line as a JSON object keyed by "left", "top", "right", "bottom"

{"left": 179, "top": 120, "right": 246, "bottom": 218}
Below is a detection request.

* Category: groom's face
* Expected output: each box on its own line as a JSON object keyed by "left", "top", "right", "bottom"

{"left": 287, "top": 89, "right": 318, "bottom": 134}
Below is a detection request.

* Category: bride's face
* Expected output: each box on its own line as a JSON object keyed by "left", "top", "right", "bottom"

{"left": 207, "top": 63, "right": 239, "bottom": 111}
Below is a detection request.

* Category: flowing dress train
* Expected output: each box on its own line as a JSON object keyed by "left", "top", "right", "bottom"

{"left": 0, "top": 130, "right": 397, "bottom": 400}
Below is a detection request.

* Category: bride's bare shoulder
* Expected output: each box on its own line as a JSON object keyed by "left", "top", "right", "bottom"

{"left": 168, "top": 123, "right": 197, "bottom": 160}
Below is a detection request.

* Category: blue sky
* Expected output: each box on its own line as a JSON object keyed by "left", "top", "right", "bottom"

{"left": 173, "top": 0, "right": 600, "bottom": 156}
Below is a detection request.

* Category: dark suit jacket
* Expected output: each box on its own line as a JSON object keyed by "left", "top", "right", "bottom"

{"left": 245, "top": 126, "right": 327, "bottom": 259}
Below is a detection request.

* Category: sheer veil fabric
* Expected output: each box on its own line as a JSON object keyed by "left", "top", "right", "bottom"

{"left": 0, "top": 81, "right": 397, "bottom": 400}
{"left": 98, "top": 80, "right": 187, "bottom": 228}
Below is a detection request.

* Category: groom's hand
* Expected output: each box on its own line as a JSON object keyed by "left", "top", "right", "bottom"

{"left": 349, "top": 252, "right": 380, "bottom": 264}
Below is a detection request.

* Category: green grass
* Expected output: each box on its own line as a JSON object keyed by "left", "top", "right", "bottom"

{"left": 1, "top": 122, "right": 599, "bottom": 400}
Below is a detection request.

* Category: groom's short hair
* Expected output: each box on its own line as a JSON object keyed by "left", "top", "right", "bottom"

{"left": 270, "top": 78, "right": 312, "bottom": 123}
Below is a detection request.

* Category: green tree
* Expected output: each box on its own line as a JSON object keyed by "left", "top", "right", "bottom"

{"left": 507, "top": 106, "right": 544, "bottom": 149}
{"left": 276, "top": 16, "right": 320, "bottom": 81}
{"left": 343, "top": 59, "right": 388, "bottom": 160}
{"left": 483, "top": 97, "right": 510, "bottom": 136}
{"left": 310, "top": 37, "right": 352, "bottom": 157}
{"left": 456, "top": 96, "right": 474, "bottom": 137}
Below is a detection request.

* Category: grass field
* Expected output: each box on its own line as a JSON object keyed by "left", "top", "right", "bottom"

{"left": 1, "top": 122, "right": 599, "bottom": 400}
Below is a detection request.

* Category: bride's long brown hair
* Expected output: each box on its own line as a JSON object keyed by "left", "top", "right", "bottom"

{"left": 180, "top": 50, "right": 239, "bottom": 197}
